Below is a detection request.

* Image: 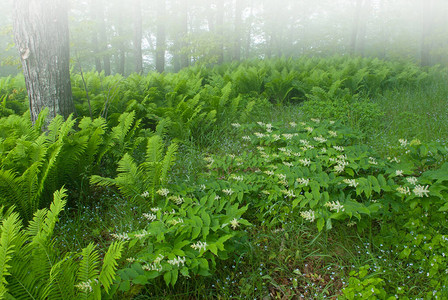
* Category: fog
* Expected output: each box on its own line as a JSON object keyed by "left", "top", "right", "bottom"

{"left": 1, "top": 0, "right": 447, "bottom": 76}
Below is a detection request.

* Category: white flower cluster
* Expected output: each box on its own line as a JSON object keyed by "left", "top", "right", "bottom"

{"left": 343, "top": 179, "right": 359, "bottom": 187}
{"left": 413, "top": 185, "right": 430, "bottom": 197}
{"left": 254, "top": 132, "right": 266, "bottom": 138}
{"left": 167, "top": 256, "right": 186, "bottom": 267}
{"left": 396, "top": 186, "right": 411, "bottom": 195}
{"left": 300, "top": 210, "right": 315, "bottom": 222}
{"left": 111, "top": 232, "right": 130, "bottom": 241}
{"left": 328, "top": 130, "right": 337, "bottom": 137}
{"left": 406, "top": 177, "right": 418, "bottom": 185}
{"left": 282, "top": 189, "right": 296, "bottom": 198}
{"left": 283, "top": 162, "right": 294, "bottom": 167}
{"left": 156, "top": 188, "right": 170, "bottom": 197}
{"left": 313, "top": 136, "right": 327, "bottom": 143}
{"left": 141, "top": 191, "right": 150, "bottom": 198}
{"left": 311, "top": 118, "right": 320, "bottom": 123}
{"left": 133, "top": 229, "right": 150, "bottom": 239}
{"left": 395, "top": 170, "right": 404, "bottom": 177}
{"left": 282, "top": 133, "right": 294, "bottom": 140}
{"left": 242, "top": 136, "right": 251, "bottom": 141}
{"left": 333, "top": 146, "right": 344, "bottom": 152}
{"left": 272, "top": 134, "right": 281, "bottom": 141}
{"left": 191, "top": 241, "right": 208, "bottom": 252}
{"left": 168, "top": 195, "right": 184, "bottom": 205}
{"left": 230, "top": 174, "right": 244, "bottom": 181}
{"left": 264, "top": 170, "right": 274, "bottom": 176}
{"left": 75, "top": 279, "right": 93, "bottom": 293}
{"left": 399, "top": 139, "right": 408, "bottom": 147}
{"left": 289, "top": 122, "right": 297, "bottom": 127}
{"left": 299, "top": 158, "right": 311, "bottom": 166}
{"left": 296, "top": 178, "right": 310, "bottom": 186}
{"left": 324, "top": 201, "right": 344, "bottom": 213}
{"left": 388, "top": 156, "right": 400, "bottom": 163}
{"left": 305, "top": 127, "right": 314, "bottom": 133}
{"left": 143, "top": 213, "right": 157, "bottom": 221}
{"left": 230, "top": 218, "right": 240, "bottom": 229}
{"left": 369, "top": 157, "right": 378, "bottom": 165}
{"left": 231, "top": 123, "right": 241, "bottom": 128}
{"left": 167, "top": 218, "right": 184, "bottom": 226}
{"left": 222, "top": 188, "right": 234, "bottom": 195}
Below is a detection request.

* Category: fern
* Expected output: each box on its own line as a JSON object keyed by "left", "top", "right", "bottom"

{"left": 99, "top": 241, "right": 124, "bottom": 293}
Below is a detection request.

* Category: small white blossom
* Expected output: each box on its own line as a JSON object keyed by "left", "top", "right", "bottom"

{"left": 282, "top": 189, "right": 296, "bottom": 198}
{"left": 282, "top": 133, "right": 294, "bottom": 140}
{"left": 300, "top": 210, "right": 315, "bottom": 222}
{"left": 289, "top": 122, "right": 297, "bottom": 127}
{"left": 264, "top": 170, "right": 274, "bottom": 176}
{"left": 313, "top": 136, "right": 327, "bottom": 143}
{"left": 324, "top": 201, "right": 345, "bottom": 213}
{"left": 255, "top": 132, "right": 265, "bottom": 138}
{"left": 305, "top": 127, "right": 314, "bottom": 133}
{"left": 369, "top": 157, "right": 378, "bottom": 165}
{"left": 222, "top": 188, "right": 234, "bottom": 195}
{"left": 230, "top": 174, "right": 244, "bottom": 181}
{"left": 242, "top": 136, "right": 251, "bottom": 141}
{"left": 328, "top": 131, "right": 337, "bottom": 137}
{"left": 230, "top": 218, "right": 240, "bottom": 230}
{"left": 141, "top": 191, "right": 150, "bottom": 198}
{"left": 333, "top": 146, "right": 344, "bottom": 152}
{"left": 143, "top": 213, "right": 157, "bottom": 221}
{"left": 296, "top": 178, "right": 310, "bottom": 186}
{"left": 395, "top": 170, "right": 404, "bottom": 177}
{"left": 156, "top": 188, "right": 170, "bottom": 197}
{"left": 311, "top": 118, "right": 320, "bottom": 123}
{"left": 396, "top": 186, "right": 411, "bottom": 195}
{"left": 343, "top": 179, "right": 359, "bottom": 187}
{"left": 272, "top": 134, "right": 281, "bottom": 141}
{"left": 167, "top": 218, "right": 184, "bottom": 226}
{"left": 111, "top": 232, "right": 130, "bottom": 241}
{"left": 399, "top": 139, "right": 408, "bottom": 147}
{"left": 406, "top": 177, "right": 418, "bottom": 185}
{"left": 299, "top": 158, "right": 311, "bottom": 166}
{"left": 191, "top": 241, "right": 208, "bottom": 252}
{"left": 231, "top": 123, "right": 241, "bottom": 128}
{"left": 283, "top": 162, "right": 294, "bottom": 167}
{"left": 276, "top": 173, "right": 287, "bottom": 180}
{"left": 75, "top": 280, "right": 93, "bottom": 293}
{"left": 413, "top": 185, "right": 430, "bottom": 197}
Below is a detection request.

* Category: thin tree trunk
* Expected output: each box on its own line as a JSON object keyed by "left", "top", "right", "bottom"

{"left": 216, "top": 0, "right": 224, "bottom": 64}
{"left": 133, "top": 0, "right": 143, "bottom": 73}
{"left": 180, "top": 0, "right": 189, "bottom": 69}
{"left": 234, "top": 0, "right": 243, "bottom": 61}
{"left": 90, "top": 0, "right": 102, "bottom": 72}
{"left": 117, "top": 11, "right": 126, "bottom": 75}
{"left": 156, "top": 0, "right": 166, "bottom": 73}
{"left": 13, "top": 0, "right": 75, "bottom": 124}
{"left": 98, "top": 0, "right": 111, "bottom": 75}
{"left": 350, "top": 0, "right": 363, "bottom": 55}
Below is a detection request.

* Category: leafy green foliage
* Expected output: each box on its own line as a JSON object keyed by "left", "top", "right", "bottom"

{"left": 0, "top": 188, "right": 124, "bottom": 299}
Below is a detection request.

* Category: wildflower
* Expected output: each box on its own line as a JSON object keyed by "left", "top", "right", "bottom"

{"left": 410, "top": 139, "right": 421, "bottom": 146}
{"left": 289, "top": 122, "right": 297, "bottom": 127}
{"left": 313, "top": 136, "right": 327, "bottom": 143}
{"left": 305, "top": 127, "right": 314, "bottom": 133}
{"left": 199, "top": 184, "right": 206, "bottom": 191}
{"left": 261, "top": 190, "right": 270, "bottom": 195}
{"left": 266, "top": 123, "right": 272, "bottom": 130}
{"left": 369, "top": 157, "right": 378, "bottom": 165}
{"left": 142, "top": 263, "right": 162, "bottom": 272}
{"left": 300, "top": 210, "right": 315, "bottom": 222}
{"left": 299, "top": 158, "right": 311, "bottom": 166}
{"left": 254, "top": 132, "right": 265, "bottom": 138}
{"left": 272, "top": 134, "right": 281, "bottom": 141}
{"left": 283, "top": 162, "right": 294, "bottom": 167}
{"left": 333, "top": 146, "right": 344, "bottom": 152}
{"left": 168, "top": 195, "right": 184, "bottom": 205}
{"left": 347, "top": 221, "right": 356, "bottom": 227}
{"left": 334, "top": 164, "right": 345, "bottom": 173}
{"left": 328, "top": 131, "right": 337, "bottom": 137}
{"left": 127, "top": 257, "right": 136, "bottom": 263}
{"left": 229, "top": 154, "right": 236, "bottom": 159}
{"left": 282, "top": 133, "right": 294, "bottom": 140}
{"left": 230, "top": 218, "right": 240, "bottom": 229}
{"left": 230, "top": 174, "right": 244, "bottom": 181}
{"left": 296, "top": 178, "right": 310, "bottom": 186}
{"left": 282, "top": 189, "right": 296, "bottom": 198}
{"left": 168, "top": 256, "right": 186, "bottom": 267}
{"left": 134, "top": 229, "right": 150, "bottom": 239}
{"left": 321, "top": 148, "right": 327, "bottom": 153}
{"left": 242, "top": 136, "right": 251, "bottom": 141}
{"left": 292, "top": 152, "right": 301, "bottom": 157}
{"left": 111, "top": 232, "right": 130, "bottom": 241}
{"left": 300, "top": 122, "right": 306, "bottom": 126}
{"left": 388, "top": 156, "right": 400, "bottom": 163}
{"left": 167, "top": 218, "right": 184, "bottom": 226}
{"left": 75, "top": 280, "right": 93, "bottom": 293}
{"left": 324, "top": 201, "right": 344, "bottom": 213}
{"left": 222, "top": 188, "right": 234, "bottom": 195}
{"left": 413, "top": 185, "right": 430, "bottom": 197}
{"left": 191, "top": 241, "right": 208, "bottom": 252}
{"left": 329, "top": 120, "right": 335, "bottom": 124}
{"left": 276, "top": 173, "right": 287, "bottom": 180}
{"left": 300, "top": 139, "right": 309, "bottom": 146}
{"left": 396, "top": 186, "right": 411, "bottom": 195}
{"left": 156, "top": 188, "right": 170, "bottom": 197}
{"left": 204, "top": 156, "right": 214, "bottom": 163}
{"left": 231, "top": 123, "right": 241, "bottom": 128}
{"left": 214, "top": 195, "right": 221, "bottom": 200}
{"left": 141, "top": 191, "right": 150, "bottom": 198}
{"left": 406, "top": 177, "right": 418, "bottom": 185}
{"left": 257, "top": 121, "right": 265, "bottom": 126}
{"left": 343, "top": 179, "right": 359, "bottom": 187}
{"left": 311, "top": 118, "right": 320, "bottom": 123}
{"left": 143, "top": 213, "right": 157, "bottom": 221}
{"left": 399, "top": 139, "right": 408, "bottom": 147}
{"left": 264, "top": 170, "right": 274, "bottom": 176}
{"left": 150, "top": 207, "right": 161, "bottom": 212}
{"left": 395, "top": 170, "right": 404, "bottom": 177}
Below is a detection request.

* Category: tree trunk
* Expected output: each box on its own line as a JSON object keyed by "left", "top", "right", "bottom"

{"left": 98, "top": 0, "right": 111, "bottom": 75}
{"left": 13, "top": 0, "right": 75, "bottom": 124}
{"left": 179, "top": 0, "right": 189, "bottom": 69}
{"left": 216, "top": 0, "right": 224, "bottom": 64}
{"left": 350, "top": 0, "right": 363, "bottom": 55}
{"left": 90, "top": 0, "right": 102, "bottom": 72}
{"left": 133, "top": 0, "right": 143, "bottom": 73}
{"left": 117, "top": 10, "right": 126, "bottom": 75}
{"left": 234, "top": 0, "right": 243, "bottom": 61}
{"left": 156, "top": 0, "right": 166, "bottom": 73}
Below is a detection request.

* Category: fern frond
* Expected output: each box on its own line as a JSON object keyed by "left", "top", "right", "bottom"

{"left": 145, "top": 135, "right": 164, "bottom": 164}
{"left": 99, "top": 241, "right": 124, "bottom": 294}
{"left": 76, "top": 243, "right": 100, "bottom": 299}
{"left": 159, "top": 142, "right": 178, "bottom": 186}
{"left": 0, "top": 212, "right": 22, "bottom": 298}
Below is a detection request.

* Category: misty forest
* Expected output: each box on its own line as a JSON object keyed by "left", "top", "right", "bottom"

{"left": 1, "top": 0, "right": 448, "bottom": 298}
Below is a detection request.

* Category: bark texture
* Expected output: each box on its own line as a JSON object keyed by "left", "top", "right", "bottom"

{"left": 13, "top": 0, "right": 75, "bottom": 124}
